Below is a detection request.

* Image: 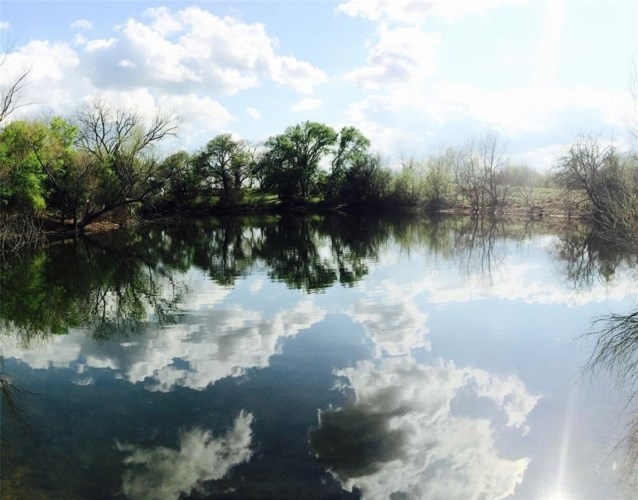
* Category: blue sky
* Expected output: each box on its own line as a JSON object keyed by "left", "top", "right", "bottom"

{"left": 1, "top": 0, "right": 637, "bottom": 169}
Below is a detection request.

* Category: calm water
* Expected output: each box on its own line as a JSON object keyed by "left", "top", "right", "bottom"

{"left": 1, "top": 214, "right": 638, "bottom": 499}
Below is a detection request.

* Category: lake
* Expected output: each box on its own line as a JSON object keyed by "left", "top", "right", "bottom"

{"left": 1, "top": 214, "right": 638, "bottom": 499}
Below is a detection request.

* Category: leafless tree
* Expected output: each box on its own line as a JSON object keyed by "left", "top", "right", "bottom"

{"left": 452, "top": 133, "right": 509, "bottom": 215}
{"left": 554, "top": 136, "right": 638, "bottom": 240}
{"left": 0, "top": 43, "right": 29, "bottom": 126}
{"left": 69, "top": 99, "right": 178, "bottom": 228}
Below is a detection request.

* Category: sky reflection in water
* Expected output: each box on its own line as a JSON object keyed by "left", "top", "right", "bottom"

{"left": 0, "top": 215, "right": 636, "bottom": 499}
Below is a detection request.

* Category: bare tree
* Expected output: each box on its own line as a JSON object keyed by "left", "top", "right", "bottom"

{"left": 0, "top": 43, "right": 29, "bottom": 126}
{"left": 554, "top": 136, "right": 638, "bottom": 239}
{"left": 452, "top": 133, "right": 509, "bottom": 215}
{"left": 69, "top": 99, "right": 178, "bottom": 228}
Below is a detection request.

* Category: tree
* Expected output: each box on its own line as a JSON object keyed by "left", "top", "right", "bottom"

{"left": 0, "top": 45, "right": 29, "bottom": 127}
{"left": 423, "top": 150, "right": 453, "bottom": 211}
{"left": 0, "top": 119, "right": 63, "bottom": 211}
{"left": 153, "top": 150, "right": 197, "bottom": 208}
{"left": 66, "top": 99, "right": 178, "bottom": 228}
{"left": 339, "top": 152, "right": 392, "bottom": 206}
{"left": 328, "top": 126, "right": 370, "bottom": 201}
{"left": 452, "top": 134, "right": 509, "bottom": 215}
{"left": 194, "top": 134, "right": 253, "bottom": 205}
{"left": 259, "top": 121, "right": 338, "bottom": 201}
{"left": 554, "top": 136, "right": 638, "bottom": 236}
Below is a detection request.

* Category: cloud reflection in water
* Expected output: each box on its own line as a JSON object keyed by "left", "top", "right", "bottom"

{"left": 118, "top": 410, "right": 254, "bottom": 500}
{"left": 311, "top": 357, "right": 540, "bottom": 500}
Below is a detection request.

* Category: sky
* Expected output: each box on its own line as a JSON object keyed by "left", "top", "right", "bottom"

{"left": 0, "top": 0, "right": 637, "bottom": 169}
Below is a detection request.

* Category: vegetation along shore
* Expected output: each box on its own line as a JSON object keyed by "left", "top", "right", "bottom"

{"left": 0, "top": 86, "right": 633, "bottom": 250}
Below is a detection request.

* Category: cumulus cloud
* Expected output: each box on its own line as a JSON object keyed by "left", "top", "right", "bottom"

{"left": 119, "top": 410, "right": 254, "bottom": 499}
{"left": 337, "top": 0, "right": 530, "bottom": 24}
{"left": 0, "top": 4, "right": 327, "bottom": 149}
{"left": 78, "top": 6, "right": 326, "bottom": 96}
{"left": 158, "top": 93, "right": 235, "bottom": 144}
{"left": 290, "top": 97, "right": 323, "bottom": 113}
{"left": 348, "top": 299, "right": 429, "bottom": 356}
{"left": 3, "top": 40, "right": 79, "bottom": 85}
{"left": 345, "top": 25, "right": 440, "bottom": 89}
{"left": 1, "top": 275, "right": 325, "bottom": 392}
{"left": 70, "top": 19, "right": 93, "bottom": 30}
{"left": 141, "top": 299, "right": 325, "bottom": 392}
{"left": 311, "top": 356, "right": 539, "bottom": 500}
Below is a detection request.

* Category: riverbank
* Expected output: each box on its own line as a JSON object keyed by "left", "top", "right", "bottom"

{"left": 0, "top": 186, "right": 588, "bottom": 250}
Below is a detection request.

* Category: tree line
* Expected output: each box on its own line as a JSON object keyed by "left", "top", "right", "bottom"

{"left": 0, "top": 98, "right": 559, "bottom": 233}
{"left": 3, "top": 84, "right": 637, "bottom": 244}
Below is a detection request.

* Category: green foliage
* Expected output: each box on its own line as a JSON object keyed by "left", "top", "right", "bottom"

{"left": 339, "top": 153, "right": 392, "bottom": 207}
{"left": 0, "top": 121, "right": 49, "bottom": 211}
{"left": 392, "top": 157, "right": 429, "bottom": 207}
{"left": 389, "top": 152, "right": 453, "bottom": 210}
{"left": 259, "top": 121, "right": 338, "bottom": 201}
{"left": 152, "top": 150, "right": 197, "bottom": 208}
{"left": 327, "top": 126, "right": 371, "bottom": 201}
{"left": 194, "top": 134, "right": 254, "bottom": 206}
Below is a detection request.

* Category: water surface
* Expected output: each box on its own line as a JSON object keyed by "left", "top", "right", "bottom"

{"left": 1, "top": 215, "right": 637, "bottom": 499}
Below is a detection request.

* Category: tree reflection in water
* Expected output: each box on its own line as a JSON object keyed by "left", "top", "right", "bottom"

{"left": 588, "top": 310, "right": 638, "bottom": 487}
{"left": 2, "top": 213, "right": 637, "bottom": 497}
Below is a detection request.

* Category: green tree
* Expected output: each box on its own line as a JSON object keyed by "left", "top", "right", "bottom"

{"left": 153, "top": 150, "right": 197, "bottom": 208}
{"left": 328, "top": 126, "right": 370, "bottom": 201}
{"left": 259, "top": 121, "right": 338, "bottom": 201}
{"left": 339, "top": 153, "right": 392, "bottom": 207}
{"left": 194, "top": 134, "right": 253, "bottom": 205}
{"left": 0, "top": 119, "right": 61, "bottom": 211}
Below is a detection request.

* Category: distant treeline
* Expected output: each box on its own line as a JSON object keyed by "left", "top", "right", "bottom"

{"left": 1, "top": 98, "right": 636, "bottom": 242}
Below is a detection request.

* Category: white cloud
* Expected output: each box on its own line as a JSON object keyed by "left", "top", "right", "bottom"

{"left": 270, "top": 55, "right": 327, "bottom": 95}
{"left": 290, "top": 97, "right": 324, "bottom": 113}
{"left": 1, "top": 268, "right": 325, "bottom": 392}
{"left": 117, "top": 59, "right": 136, "bottom": 69}
{"left": 84, "top": 38, "right": 117, "bottom": 52}
{"left": 341, "top": 82, "right": 631, "bottom": 166}
{"left": 118, "top": 18, "right": 199, "bottom": 84}
{"left": 0, "top": 21, "right": 10, "bottom": 30}
{"left": 79, "top": 6, "right": 327, "bottom": 95}
{"left": 313, "top": 356, "right": 539, "bottom": 500}
{"left": 158, "top": 93, "right": 235, "bottom": 144}
{"left": 427, "top": 83, "right": 631, "bottom": 134}
{"left": 119, "top": 411, "right": 254, "bottom": 499}
{"left": 345, "top": 25, "right": 440, "bottom": 89}
{"left": 143, "top": 6, "right": 184, "bottom": 36}
{"left": 246, "top": 106, "right": 261, "bottom": 119}
{"left": 337, "top": 0, "right": 530, "bottom": 24}
{"left": 73, "top": 34, "right": 87, "bottom": 46}
{"left": 348, "top": 299, "right": 429, "bottom": 356}
{"left": 70, "top": 19, "right": 93, "bottom": 31}
{"left": 8, "top": 40, "right": 79, "bottom": 83}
